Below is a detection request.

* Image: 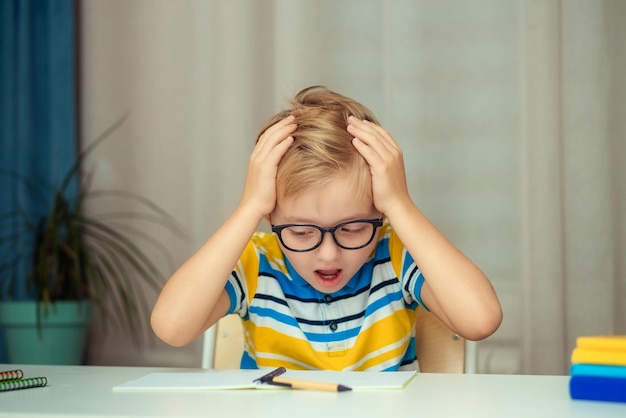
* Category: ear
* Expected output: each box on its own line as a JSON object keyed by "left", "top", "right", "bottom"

{"left": 263, "top": 215, "right": 272, "bottom": 228}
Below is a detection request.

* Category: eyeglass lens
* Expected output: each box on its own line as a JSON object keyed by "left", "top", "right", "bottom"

{"left": 279, "top": 221, "right": 377, "bottom": 251}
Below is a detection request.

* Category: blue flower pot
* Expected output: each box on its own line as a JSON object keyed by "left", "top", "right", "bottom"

{"left": 0, "top": 300, "right": 91, "bottom": 365}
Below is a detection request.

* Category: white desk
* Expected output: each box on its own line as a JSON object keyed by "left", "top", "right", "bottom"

{"left": 0, "top": 364, "right": 625, "bottom": 418}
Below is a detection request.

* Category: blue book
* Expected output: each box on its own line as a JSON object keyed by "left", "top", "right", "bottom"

{"left": 570, "top": 375, "right": 626, "bottom": 403}
{"left": 571, "top": 364, "right": 626, "bottom": 379}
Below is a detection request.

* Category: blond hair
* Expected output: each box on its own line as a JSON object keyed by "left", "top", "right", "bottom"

{"left": 257, "top": 86, "right": 380, "bottom": 202}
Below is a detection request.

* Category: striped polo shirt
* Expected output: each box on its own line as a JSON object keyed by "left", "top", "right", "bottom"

{"left": 224, "top": 222, "right": 427, "bottom": 371}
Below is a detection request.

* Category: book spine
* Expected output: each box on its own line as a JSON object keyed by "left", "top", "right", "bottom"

{"left": 570, "top": 364, "right": 626, "bottom": 379}
{"left": 576, "top": 336, "right": 626, "bottom": 351}
{"left": 0, "top": 377, "right": 47, "bottom": 392}
{"left": 571, "top": 348, "right": 626, "bottom": 366}
{"left": 570, "top": 375, "right": 626, "bottom": 403}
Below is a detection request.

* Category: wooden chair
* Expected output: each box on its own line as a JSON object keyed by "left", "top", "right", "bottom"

{"left": 413, "top": 308, "right": 468, "bottom": 373}
{"left": 202, "top": 309, "right": 475, "bottom": 373}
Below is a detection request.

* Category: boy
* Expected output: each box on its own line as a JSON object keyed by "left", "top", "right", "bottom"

{"left": 151, "top": 86, "right": 502, "bottom": 371}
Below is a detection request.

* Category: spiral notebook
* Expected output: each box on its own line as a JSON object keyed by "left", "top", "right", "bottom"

{"left": 113, "top": 369, "right": 417, "bottom": 392}
{"left": 0, "top": 369, "right": 48, "bottom": 393}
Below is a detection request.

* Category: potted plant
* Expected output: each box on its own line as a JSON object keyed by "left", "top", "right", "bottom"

{"left": 0, "top": 115, "right": 185, "bottom": 364}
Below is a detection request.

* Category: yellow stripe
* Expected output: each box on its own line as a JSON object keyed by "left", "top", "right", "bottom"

{"left": 240, "top": 232, "right": 287, "bottom": 304}
{"left": 238, "top": 240, "right": 260, "bottom": 300}
{"left": 244, "top": 322, "right": 327, "bottom": 369}
{"left": 384, "top": 224, "right": 405, "bottom": 279}
{"left": 243, "top": 307, "right": 416, "bottom": 371}
{"left": 352, "top": 310, "right": 416, "bottom": 370}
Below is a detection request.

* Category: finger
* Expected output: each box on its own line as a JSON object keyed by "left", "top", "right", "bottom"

{"left": 258, "top": 115, "right": 296, "bottom": 145}
{"left": 255, "top": 116, "right": 297, "bottom": 157}
{"left": 250, "top": 127, "right": 295, "bottom": 170}
{"left": 352, "top": 136, "right": 384, "bottom": 168}
{"left": 347, "top": 116, "right": 398, "bottom": 153}
{"left": 364, "top": 120, "right": 401, "bottom": 153}
{"left": 264, "top": 135, "right": 294, "bottom": 166}
{"left": 348, "top": 125, "right": 390, "bottom": 165}
{"left": 250, "top": 135, "right": 294, "bottom": 172}
{"left": 351, "top": 121, "right": 404, "bottom": 175}
{"left": 351, "top": 121, "right": 397, "bottom": 155}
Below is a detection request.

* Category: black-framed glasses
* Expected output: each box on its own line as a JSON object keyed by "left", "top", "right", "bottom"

{"left": 271, "top": 218, "right": 383, "bottom": 252}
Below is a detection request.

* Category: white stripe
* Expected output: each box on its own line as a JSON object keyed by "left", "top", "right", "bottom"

{"left": 348, "top": 333, "right": 413, "bottom": 371}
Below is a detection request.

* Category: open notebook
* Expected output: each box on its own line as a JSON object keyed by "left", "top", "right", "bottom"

{"left": 113, "top": 369, "right": 417, "bottom": 392}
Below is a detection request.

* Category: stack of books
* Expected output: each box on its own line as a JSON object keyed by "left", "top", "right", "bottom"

{"left": 569, "top": 335, "right": 626, "bottom": 403}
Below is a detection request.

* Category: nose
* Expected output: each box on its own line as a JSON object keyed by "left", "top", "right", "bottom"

{"left": 316, "top": 231, "right": 341, "bottom": 260}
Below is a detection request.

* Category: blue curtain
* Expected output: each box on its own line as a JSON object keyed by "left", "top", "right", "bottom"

{"left": 0, "top": 0, "right": 77, "bottom": 361}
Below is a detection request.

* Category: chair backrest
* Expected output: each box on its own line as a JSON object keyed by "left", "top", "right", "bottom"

{"left": 413, "top": 308, "right": 466, "bottom": 373}
{"left": 206, "top": 313, "right": 245, "bottom": 370}
{"left": 202, "top": 310, "right": 474, "bottom": 373}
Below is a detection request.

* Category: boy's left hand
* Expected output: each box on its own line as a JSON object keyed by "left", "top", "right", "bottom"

{"left": 348, "top": 116, "right": 411, "bottom": 215}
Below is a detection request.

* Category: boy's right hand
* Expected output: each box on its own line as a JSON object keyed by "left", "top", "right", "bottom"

{"left": 240, "top": 115, "right": 297, "bottom": 219}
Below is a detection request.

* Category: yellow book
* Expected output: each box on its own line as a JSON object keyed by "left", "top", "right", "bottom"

{"left": 571, "top": 347, "right": 626, "bottom": 366}
{"left": 576, "top": 335, "right": 626, "bottom": 351}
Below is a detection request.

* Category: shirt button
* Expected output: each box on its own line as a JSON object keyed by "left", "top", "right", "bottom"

{"left": 329, "top": 321, "right": 338, "bottom": 331}
{"left": 324, "top": 294, "right": 332, "bottom": 304}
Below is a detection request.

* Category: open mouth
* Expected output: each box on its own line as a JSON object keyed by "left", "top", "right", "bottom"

{"left": 314, "top": 269, "right": 343, "bottom": 288}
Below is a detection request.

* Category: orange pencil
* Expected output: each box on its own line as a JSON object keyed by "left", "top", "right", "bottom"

{"left": 255, "top": 367, "right": 352, "bottom": 392}
{"left": 271, "top": 376, "right": 352, "bottom": 392}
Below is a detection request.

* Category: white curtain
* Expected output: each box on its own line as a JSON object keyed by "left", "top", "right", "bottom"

{"left": 80, "top": 0, "right": 625, "bottom": 374}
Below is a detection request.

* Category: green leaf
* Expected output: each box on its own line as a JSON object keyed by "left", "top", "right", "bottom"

{"left": 0, "top": 114, "right": 186, "bottom": 346}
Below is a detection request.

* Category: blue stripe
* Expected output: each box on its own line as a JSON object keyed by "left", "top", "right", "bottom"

{"left": 283, "top": 283, "right": 370, "bottom": 304}
{"left": 224, "top": 281, "right": 237, "bottom": 314}
{"left": 402, "top": 248, "right": 416, "bottom": 273}
{"left": 304, "top": 327, "right": 361, "bottom": 343}
{"left": 375, "top": 235, "right": 391, "bottom": 259}
{"left": 249, "top": 306, "right": 300, "bottom": 328}
{"left": 364, "top": 289, "right": 404, "bottom": 318}
{"left": 240, "top": 351, "right": 257, "bottom": 369}
{"left": 404, "top": 337, "right": 416, "bottom": 362}
{"left": 231, "top": 270, "right": 246, "bottom": 306}
{"left": 413, "top": 273, "right": 429, "bottom": 311}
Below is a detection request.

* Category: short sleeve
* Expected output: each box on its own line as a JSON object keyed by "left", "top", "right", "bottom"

{"left": 224, "top": 232, "right": 280, "bottom": 317}
{"left": 387, "top": 227, "right": 430, "bottom": 311}
{"left": 224, "top": 239, "right": 259, "bottom": 317}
